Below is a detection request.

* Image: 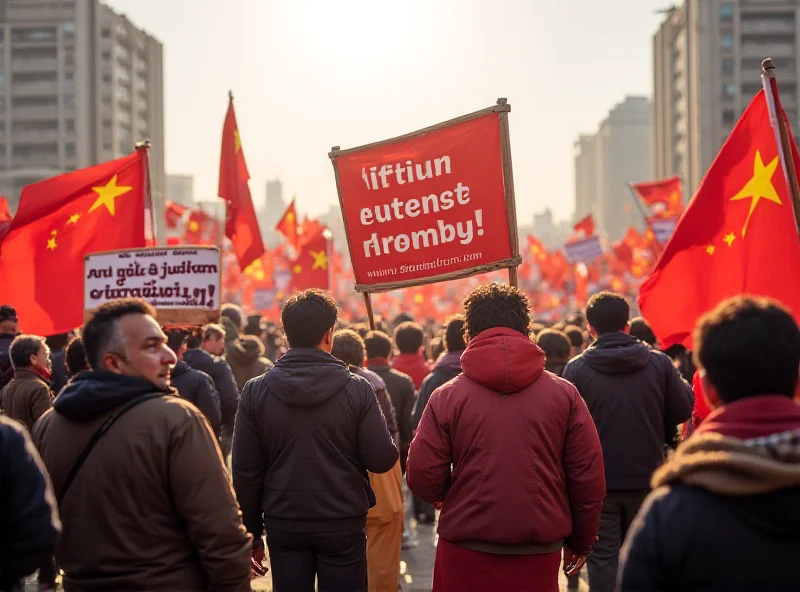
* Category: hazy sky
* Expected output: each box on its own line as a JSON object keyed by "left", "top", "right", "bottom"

{"left": 108, "top": 0, "right": 670, "bottom": 223}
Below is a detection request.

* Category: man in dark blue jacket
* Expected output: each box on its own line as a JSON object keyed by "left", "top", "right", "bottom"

{"left": 562, "top": 292, "right": 692, "bottom": 592}
{"left": 618, "top": 295, "right": 800, "bottom": 591}
{"left": 0, "top": 415, "right": 60, "bottom": 591}
{"left": 232, "top": 290, "right": 398, "bottom": 592}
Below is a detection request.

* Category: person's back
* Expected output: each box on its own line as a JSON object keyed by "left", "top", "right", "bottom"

{"left": 226, "top": 335, "right": 273, "bottom": 392}
{"left": 232, "top": 290, "right": 397, "bottom": 592}
{"left": 619, "top": 295, "right": 800, "bottom": 591}
{"left": 390, "top": 322, "right": 432, "bottom": 389}
{"left": 32, "top": 299, "right": 251, "bottom": 591}
{"left": 562, "top": 292, "right": 692, "bottom": 592}
{"left": 407, "top": 284, "right": 605, "bottom": 592}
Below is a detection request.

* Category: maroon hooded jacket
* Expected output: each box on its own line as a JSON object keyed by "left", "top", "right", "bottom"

{"left": 406, "top": 328, "right": 606, "bottom": 555}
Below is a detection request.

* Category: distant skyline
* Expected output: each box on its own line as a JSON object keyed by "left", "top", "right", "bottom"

{"left": 108, "top": 0, "right": 670, "bottom": 223}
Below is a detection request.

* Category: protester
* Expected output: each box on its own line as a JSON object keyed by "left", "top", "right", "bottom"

{"left": 535, "top": 328, "right": 572, "bottom": 376}
{"left": 0, "top": 305, "right": 19, "bottom": 392}
{"left": 166, "top": 328, "right": 222, "bottom": 436}
{"left": 31, "top": 299, "right": 251, "bottom": 590}
{"left": 562, "top": 291, "right": 693, "bottom": 592}
{"left": 629, "top": 316, "right": 657, "bottom": 347}
{"left": 226, "top": 334, "right": 273, "bottom": 392}
{"left": 619, "top": 295, "right": 800, "bottom": 591}
{"left": 2, "top": 335, "right": 53, "bottom": 430}
{"left": 184, "top": 323, "right": 239, "bottom": 458}
{"left": 365, "top": 331, "right": 416, "bottom": 474}
{"left": 407, "top": 284, "right": 606, "bottom": 592}
{"left": 44, "top": 333, "right": 70, "bottom": 396}
{"left": 0, "top": 415, "right": 61, "bottom": 592}
{"left": 563, "top": 324, "right": 586, "bottom": 358}
{"left": 220, "top": 303, "right": 244, "bottom": 356}
{"left": 391, "top": 322, "right": 432, "bottom": 389}
{"left": 232, "top": 290, "right": 398, "bottom": 592}
{"left": 243, "top": 314, "right": 263, "bottom": 337}
{"left": 332, "top": 329, "right": 403, "bottom": 592}
{"left": 63, "top": 336, "right": 89, "bottom": 380}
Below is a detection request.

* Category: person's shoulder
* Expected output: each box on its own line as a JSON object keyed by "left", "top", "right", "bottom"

{"left": 0, "top": 414, "right": 27, "bottom": 444}
{"left": 388, "top": 367, "right": 415, "bottom": 387}
{"left": 537, "top": 371, "right": 581, "bottom": 395}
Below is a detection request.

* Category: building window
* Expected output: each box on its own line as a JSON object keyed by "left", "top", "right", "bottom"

{"left": 64, "top": 71, "right": 74, "bottom": 83}
{"left": 722, "top": 58, "right": 735, "bottom": 75}
{"left": 63, "top": 94, "right": 74, "bottom": 108}
{"left": 723, "top": 110, "right": 735, "bottom": 125}
{"left": 65, "top": 119, "right": 75, "bottom": 132}
{"left": 720, "top": 3, "right": 734, "bottom": 21}
{"left": 721, "top": 33, "right": 733, "bottom": 49}
{"left": 64, "top": 49, "right": 74, "bottom": 66}
{"left": 63, "top": 22, "right": 75, "bottom": 36}
{"left": 0, "top": 98, "right": 6, "bottom": 109}
{"left": 101, "top": 28, "right": 111, "bottom": 38}
{"left": 102, "top": 51, "right": 111, "bottom": 61}
{"left": 102, "top": 74, "right": 111, "bottom": 83}
{"left": 65, "top": 142, "right": 75, "bottom": 157}
{"left": 723, "top": 83, "right": 737, "bottom": 99}
{"left": 102, "top": 118, "right": 112, "bottom": 129}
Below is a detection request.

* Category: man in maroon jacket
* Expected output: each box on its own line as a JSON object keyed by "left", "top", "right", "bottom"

{"left": 407, "top": 284, "right": 606, "bottom": 592}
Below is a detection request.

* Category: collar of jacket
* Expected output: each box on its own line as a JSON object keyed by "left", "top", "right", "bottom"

{"left": 366, "top": 357, "right": 390, "bottom": 369}
{"left": 695, "top": 395, "right": 800, "bottom": 440}
{"left": 652, "top": 426, "right": 800, "bottom": 496}
{"left": 11, "top": 367, "right": 50, "bottom": 384}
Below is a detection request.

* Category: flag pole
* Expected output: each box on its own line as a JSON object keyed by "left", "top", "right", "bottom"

{"left": 626, "top": 182, "right": 663, "bottom": 247}
{"left": 761, "top": 58, "right": 800, "bottom": 233}
{"left": 135, "top": 140, "right": 156, "bottom": 245}
{"left": 363, "top": 292, "right": 376, "bottom": 330}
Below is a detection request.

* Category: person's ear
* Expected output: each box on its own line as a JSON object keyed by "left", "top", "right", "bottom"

{"left": 102, "top": 352, "right": 125, "bottom": 375}
{"left": 588, "top": 324, "right": 598, "bottom": 340}
{"left": 701, "top": 372, "right": 721, "bottom": 410}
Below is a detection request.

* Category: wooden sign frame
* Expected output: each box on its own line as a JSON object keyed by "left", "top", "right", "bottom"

{"left": 83, "top": 245, "right": 222, "bottom": 326}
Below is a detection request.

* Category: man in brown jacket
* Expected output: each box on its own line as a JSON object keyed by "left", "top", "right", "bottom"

{"left": 32, "top": 298, "right": 252, "bottom": 591}
{"left": 2, "top": 334, "right": 53, "bottom": 430}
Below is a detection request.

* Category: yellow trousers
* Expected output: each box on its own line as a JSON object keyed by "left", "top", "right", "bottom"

{"left": 366, "top": 461, "right": 404, "bottom": 592}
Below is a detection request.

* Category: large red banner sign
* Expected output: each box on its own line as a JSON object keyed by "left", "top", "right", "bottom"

{"left": 332, "top": 111, "right": 516, "bottom": 290}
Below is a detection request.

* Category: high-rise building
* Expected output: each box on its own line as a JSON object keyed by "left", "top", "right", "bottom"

{"left": 166, "top": 173, "right": 193, "bottom": 208}
{"left": 573, "top": 96, "right": 652, "bottom": 241}
{"left": 260, "top": 178, "right": 285, "bottom": 248}
{"left": 654, "top": 0, "right": 799, "bottom": 196}
{"left": 0, "top": 0, "right": 165, "bottom": 239}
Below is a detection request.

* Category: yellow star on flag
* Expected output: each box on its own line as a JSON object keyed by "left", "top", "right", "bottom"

{"left": 729, "top": 150, "right": 782, "bottom": 237}
{"left": 706, "top": 245, "right": 716, "bottom": 255}
{"left": 188, "top": 220, "right": 200, "bottom": 232}
{"left": 67, "top": 213, "right": 81, "bottom": 225}
{"left": 723, "top": 232, "right": 736, "bottom": 247}
{"left": 46, "top": 236, "right": 57, "bottom": 250}
{"left": 234, "top": 129, "right": 242, "bottom": 153}
{"left": 310, "top": 249, "right": 328, "bottom": 271}
{"left": 293, "top": 264, "right": 303, "bottom": 274}
{"left": 286, "top": 211, "right": 295, "bottom": 223}
{"left": 89, "top": 175, "right": 133, "bottom": 217}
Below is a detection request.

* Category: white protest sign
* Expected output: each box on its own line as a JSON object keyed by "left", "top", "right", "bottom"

{"left": 84, "top": 246, "right": 221, "bottom": 325}
{"left": 650, "top": 217, "right": 678, "bottom": 245}
{"left": 564, "top": 236, "right": 604, "bottom": 264}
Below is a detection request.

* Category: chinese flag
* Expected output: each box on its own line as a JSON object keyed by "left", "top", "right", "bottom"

{"left": 289, "top": 230, "right": 330, "bottom": 292}
{"left": 276, "top": 199, "right": 299, "bottom": 249}
{"left": 631, "top": 176, "right": 682, "bottom": 208}
{"left": 0, "top": 152, "right": 146, "bottom": 335}
{"left": 298, "top": 215, "right": 323, "bottom": 249}
{"left": 573, "top": 214, "right": 595, "bottom": 237}
{"left": 219, "top": 96, "right": 264, "bottom": 269}
{"left": 639, "top": 89, "right": 800, "bottom": 348}
{"left": 164, "top": 200, "right": 187, "bottom": 229}
{"left": 183, "top": 209, "right": 215, "bottom": 245}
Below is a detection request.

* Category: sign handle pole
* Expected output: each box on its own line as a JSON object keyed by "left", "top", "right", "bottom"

{"left": 135, "top": 140, "right": 156, "bottom": 245}
{"left": 363, "top": 292, "right": 376, "bottom": 331}
{"left": 762, "top": 58, "right": 800, "bottom": 233}
{"left": 497, "top": 98, "right": 520, "bottom": 288}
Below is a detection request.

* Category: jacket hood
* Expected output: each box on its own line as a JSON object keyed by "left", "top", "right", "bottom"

{"left": 694, "top": 395, "right": 800, "bottom": 440}
{"left": 53, "top": 370, "right": 172, "bottom": 422}
{"left": 183, "top": 347, "right": 216, "bottom": 367}
{"left": 436, "top": 351, "right": 463, "bottom": 373}
{"left": 460, "top": 328, "right": 543, "bottom": 394}
{"left": 171, "top": 360, "right": 190, "bottom": 379}
{"left": 266, "top": 348, "right": 352, "bottom": 407}
{"left": 228, "top": 336, "right": 266, "bottom": 366}
{"left": 220, "top": 316, "right": 240, "bottom": 344}
{"left": 654, "top": 429, "right": 800, "bottom": 537}
{"left": 579, "top": 332, "right": 651, "bottom": 375}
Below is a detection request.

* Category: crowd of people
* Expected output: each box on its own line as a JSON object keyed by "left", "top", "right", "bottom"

{"left": 0, "top": 284, "right": 799, "bottom": 592}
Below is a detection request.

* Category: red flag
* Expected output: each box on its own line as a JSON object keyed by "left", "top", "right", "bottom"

{"left": 275, "top": 199, "right": 299, "bottom": 249}
{"left": 164, "top": 200, "right": 187, "bottom": 229}
{"left": 573, "top": 214, "right": 595, "bottom": 237}
{"left": 219, "top": 96, "right": 264, "bottom": 269}
{"left": 298, "top": 216, "right": 323, "bottom": 249}
{"left": 631, "top": 176, "right": 682, "bottom": 208}
{"left": 0, "top": 152, "right": 147, "bottom": 335}
{"left": 611, "top": 240, "right": 634, "bottom": 268}
{"left": 0, "top": 196, "right": 11, "bottom": 243}
{"left": 182, "top": 209, "right": 216, "bottom": 245}
{"left": 639, "top": 89, "right": 800, "bottom": 348}
{"left": 289, "top": 230, "right": 330, "bottom": 292}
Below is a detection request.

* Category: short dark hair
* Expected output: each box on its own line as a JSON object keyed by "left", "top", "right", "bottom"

{"left": 244, "top": 315, "right": 262, "bottom": 336}
{"left": 530, "top": 322, "right": 546, "bottom": 337}
{"left": 444, "top": 315, "right": 466, "bottom": 352}
{"left": 220, "top": 303, "right": 243, "bottom": 329}
{"left": 392, "top": 313, "right": 414, "bottom": 328}
{"left": 45, "top": 332, "right": 70, "bottom": 351}
{"left": 394, "top": 322, "right": 424, "bottom": 354}
{"left": 586, "top": 292, "right": 629, "bottom": 335}
{"left": 0, "top": 305, "right": 18, "bottom": 323}
{"left": 694, "top": 296, "right": 800, "bottom": 403}
{"left": 364, "top": 331, "right": 392, "bottom": 359}
{"left": 463, "top": 283, "right": 530, "bottom": 339}
{"left": 563, "top": 325, "right": 585, "bottom": 349}
{"left": 565, "top": 312, "right": 586, "bottom": 329}
{"left": 166, "top": 328, "right": 188, "bottom": 355}
{"left": 536, "top": 329, "right": 571, "bottom": 362}
{"left": 629, "top": 317, "right": 657, "bottom": 346}
{"left": 281, "top": 290, "right": 338, "bottom": 348}
{"left": 202, "top": 324, "right": 225, "bottom": 341}
{"left": 9, "top": 334, "right": 45, "bottom": 369}
{"left": 83, "top": 298, "right": 155, "bottom": 370}
{"left": 65, "top": 336, "right": 88, "bottom": 377}
{"left": 331, "top": 329, "right": 365, "bottom": 368}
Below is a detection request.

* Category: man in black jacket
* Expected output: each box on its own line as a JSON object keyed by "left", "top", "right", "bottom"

{"left": 184, "top": 324, "right": 238, "bottom": 458}
{"left": 0, "top": 415, "right": 61, "bottom": 592}
{"left": 562, "top": 292, "right": 692, "bottom": 592}
{"left": 0, "top": 305, "right": 19, "bottom": 394}
{"left": 166, "top": 329, "right": 222, "bottom": 437}
{"left": 232, "top": 290, "right": 398, "bottom": 592}
{"left": 618, "top": 295, "right": 800, "bottom": 591}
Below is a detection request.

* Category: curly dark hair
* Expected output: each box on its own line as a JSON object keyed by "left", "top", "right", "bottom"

{"left": 463, "top": 283, "right": 530, "bottom": 340}
{"left": 281, "top": 290, "right": 338, "bottom": 348}
{"left": 394, "top": 322, "right": 424, "bottom": 354}
{"left": 65, "top": 335, "right": 89, "bottom": 377}
{"left": 444, "top": 315, "right": 466, "bottom": 352}
{"left": 586, "top": 291, "right": 629, "bottom": 335}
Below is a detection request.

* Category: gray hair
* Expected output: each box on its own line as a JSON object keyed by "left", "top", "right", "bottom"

{"left": 9, "top": 335, "right": 46, "bottom": 369}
